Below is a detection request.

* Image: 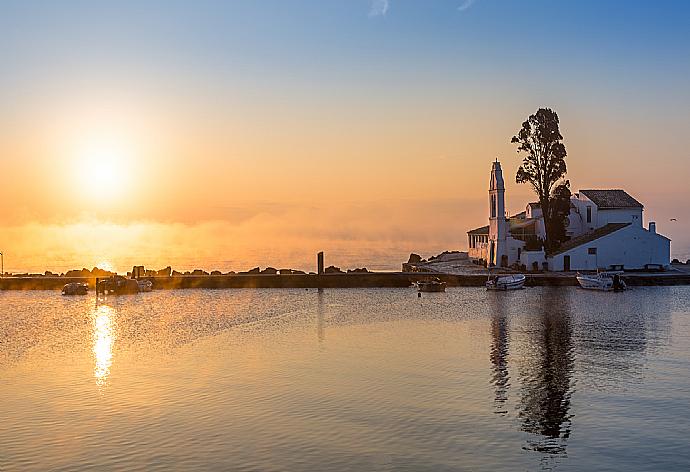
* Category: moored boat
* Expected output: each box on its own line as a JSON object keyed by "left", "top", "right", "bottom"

{"left": 416, "top": 278, "right": 447, "bottom": 292}
{"left": 61, "top": 282, "right": 89, "bottom": 295}
{"left": 137, "top": 279, "right": 153, "bottom": 292}
{"left": 486, "top": 274, "right": 526, "bottom": 291}
{"left": 96, "top": 275, "right": 141, "bottom": 295}
{"left": 576, "top": 271, "right": 626, "bottom": 291}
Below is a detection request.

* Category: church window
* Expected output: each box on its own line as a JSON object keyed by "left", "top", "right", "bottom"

{"left": 586, "top": 206, "right": 592, "bottom": 223}
{"left": 491, "top": 195, "right": 497, "bottom": 218}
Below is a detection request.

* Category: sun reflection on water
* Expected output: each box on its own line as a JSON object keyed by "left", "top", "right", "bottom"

{"left": 92, "top": 304, "right": 115, "bottom": 389}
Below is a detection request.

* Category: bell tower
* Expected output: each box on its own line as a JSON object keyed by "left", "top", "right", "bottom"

{"left": 488, "top": 159, "right": 507, "bottom": 266}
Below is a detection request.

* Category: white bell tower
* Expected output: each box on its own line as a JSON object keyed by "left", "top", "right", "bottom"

{"left": 488, "top": 159, "right": 507, "bottom": 267}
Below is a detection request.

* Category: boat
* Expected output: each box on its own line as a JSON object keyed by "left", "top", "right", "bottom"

{"left": 96, "top": 275, "right": 141, "bottom": 295}
{"left": 576, "top": 271, "right": 626, "bottom": 291}
{"left": 486, "top": 274, "right": 526, "bottom": 291}
{"left": 61, "top": 282, "right": 89, "bottom": 295}
{"left": 137, "top": 279, "right": 153, "bottom": 292}
{"left": 416, "top": 278, "right": 447, "bottom": 292}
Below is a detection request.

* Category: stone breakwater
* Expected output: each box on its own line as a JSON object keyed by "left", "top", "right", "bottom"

{"left": 2, "top": 272, "right": 690, "bottom": 290}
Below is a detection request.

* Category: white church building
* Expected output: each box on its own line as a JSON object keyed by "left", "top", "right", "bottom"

{"left": 467, "top": 160, "right": 671, "bottom": 271}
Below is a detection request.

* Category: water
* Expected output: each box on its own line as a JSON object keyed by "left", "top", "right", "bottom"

{"left": 1, "top": 287, "right": 689, "bottom": 471}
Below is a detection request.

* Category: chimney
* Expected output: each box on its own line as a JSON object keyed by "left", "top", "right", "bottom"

{"left": 649, "top": 222, "right": 656, "bottom": 234}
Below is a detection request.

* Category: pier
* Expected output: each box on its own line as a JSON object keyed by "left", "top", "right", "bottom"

{"left": 2, "top": 271, "right": 690, "bottom": 291}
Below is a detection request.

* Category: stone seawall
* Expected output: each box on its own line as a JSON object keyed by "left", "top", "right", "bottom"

{"left": 2, "top": 272, "right": 690, "bottom": 291}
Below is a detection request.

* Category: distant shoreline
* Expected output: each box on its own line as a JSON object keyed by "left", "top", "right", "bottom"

{"left": 2, "top": 271, "right": 690, "bottom": 291}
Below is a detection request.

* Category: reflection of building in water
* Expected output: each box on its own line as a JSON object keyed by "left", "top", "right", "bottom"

{"left": 518, "top": 289, "right": 574, "bottom": 456}
{"left": 489, "top": 294, "right": 510, "bottom": 416}
{"left": 93, "top": 304, "right": 116, "bottom": 389}
{"left": 574, "top": 289, "right": 673, "bottom": 389}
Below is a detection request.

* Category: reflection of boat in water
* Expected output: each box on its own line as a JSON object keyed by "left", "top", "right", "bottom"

{"left": 576, "top": 271, "right": 626, "bottom": 291}
{"left": 486, "top": 274, "right": 526, "bottom": 291}
{"left": 62, "top": 282, "right": 89, "bottom": 295}
{"left": 97, "top": 275, "right": 151, "bottom": 295}
{"left": 416, "top": 278, "right": 447, "bottom": 292}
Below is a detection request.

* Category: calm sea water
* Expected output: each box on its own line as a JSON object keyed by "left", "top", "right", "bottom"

{"left": 1, "top": 287, "right": 689, "bottom": 471}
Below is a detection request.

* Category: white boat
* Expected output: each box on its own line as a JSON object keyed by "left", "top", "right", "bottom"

{"left": 137, "top": 279, "right": 153, "bottom": 292}
{"left": 416, "top": 278, "right": 447, "bottom": 292}
{"left": 576, "top": 271, "right": 626, "bottom": 291}
{"left": 486, "top": 274, "right": 526, "bottom": 291}
{"left": 62, "top": 282, "right": 89, "bottom": 295}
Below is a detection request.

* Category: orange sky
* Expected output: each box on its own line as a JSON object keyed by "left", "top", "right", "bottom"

{"left": 1, "top": 2, "right": 689, "bottom": 272}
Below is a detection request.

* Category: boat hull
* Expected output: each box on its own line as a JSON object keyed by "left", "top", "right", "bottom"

{"left": 417, "top": 281, "right": 447, "bottom": 292}
{"left": 62, "top": 283, "right": 89, "bottom": 295}
{"left": 576, "top": 273, "right": 626, "bottom": 291}
{"left": 486, "top": 274, "right": 526, "bottom": 291}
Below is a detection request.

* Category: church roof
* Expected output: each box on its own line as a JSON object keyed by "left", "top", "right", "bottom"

{"left": 467, "top": 225, "right": 489, "bottom": 235}
{"left": 551, "top": 223, "right": 631, "bottom": 255}
{"left": 580, "top": 190, "right": 643, "bottom": 209}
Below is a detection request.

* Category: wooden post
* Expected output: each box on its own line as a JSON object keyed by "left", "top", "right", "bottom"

{"left": 317, "top": 252, "right": 324, "bottom": 275}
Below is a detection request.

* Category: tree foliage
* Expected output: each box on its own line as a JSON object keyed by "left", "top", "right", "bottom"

{"left": 512, "top": 108, "right": 571, "bottom": 252}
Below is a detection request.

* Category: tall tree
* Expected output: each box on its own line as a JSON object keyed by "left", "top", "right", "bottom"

{"left": 512, "top": 108, "right": 571, "bottom": 252}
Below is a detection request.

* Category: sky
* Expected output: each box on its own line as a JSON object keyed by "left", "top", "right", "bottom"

{"left": 1, "top": 0, "right": 689, "bottom": 273}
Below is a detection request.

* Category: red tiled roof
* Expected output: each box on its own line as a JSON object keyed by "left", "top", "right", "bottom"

{"left": 580, "top": 190, "right": 643, "bottom": 209}
{"left": 467, "top": 225, "right": 489, "bottom": 235}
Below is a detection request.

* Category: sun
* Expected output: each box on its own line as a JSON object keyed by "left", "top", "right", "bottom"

{"left": 75, "top": 138, "right": 133, "bottom": 199}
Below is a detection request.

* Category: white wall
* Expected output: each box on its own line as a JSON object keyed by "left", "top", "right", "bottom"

{"left": 549, "top": 224, "right": 671, "bottom": 271}
{"left": 520, "top": 250, "right": 546, "bottom": 270}
{"left": 597, "top": 208, "right": 643, "bottom": 227}
{"left": 570, "top": 193, "right": 643, "bottom": 231}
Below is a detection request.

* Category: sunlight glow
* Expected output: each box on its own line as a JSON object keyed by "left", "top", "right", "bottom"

{"left": 75, "top": 138, "right": 134, "bottom": 200}
{"left": 93, "top": 304, "right": 115, "bottom": 389}
{"left": 94, "top": 260, "right": 115, "bottom": 273}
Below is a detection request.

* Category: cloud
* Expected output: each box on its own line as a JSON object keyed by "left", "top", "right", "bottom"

{"left": 457, "top": 0, "right": 476, "bottom": 12}
{"left": 369, "top": 0, "right": 389, "bottom": 17}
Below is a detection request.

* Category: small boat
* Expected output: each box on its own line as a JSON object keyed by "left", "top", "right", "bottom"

{"left": 576, "top": 271, "right": 626, "bottom": 291}
{"left": 416, "top": 278, "right": 447, "bottom": 292}
{"left": 137, "top": 279, "right": 153, "bottom": 292}
{"left": 486, "top": 274, "right": 526, "bottom": 291}
{"left": 62, "top": 282, "right": 89, "bottom": 295}
{"left": 96, "top": 275, "right": 140, "bottom": 295}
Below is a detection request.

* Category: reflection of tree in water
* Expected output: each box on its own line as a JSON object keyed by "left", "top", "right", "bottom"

{"left": 518, "top": 289, "right": 574, "bottom": 457}
{"left": 489, "top": 294, "right": 510, "bottom": 416}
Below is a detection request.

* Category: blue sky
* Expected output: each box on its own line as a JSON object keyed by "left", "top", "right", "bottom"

{"left": 2, "top": 0, "right": 690, "bottom": 269}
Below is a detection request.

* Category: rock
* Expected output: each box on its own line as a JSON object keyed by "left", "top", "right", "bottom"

{"left": 224, "top": 271, "right": 236, "bottom": 275}
{"left": 211, "top": 270, "right": 222, "bottom": 276}
{"left": 172, "top": 270, "right": 183, "bottom": 276}
{"left": 407, "top": 253, "right": 422, "bottom": 264}
{"left": 347, "top": 267, "right": 369, "bottom": 273}
{"left": 672, "top": 258, "right": 680, "bottom": 264}
{"left": 324, "top": 265, "right": 343, "bottom": 274}
{"left": 261, "top": 267, "right": 278, "bottom": 275}
{"left": 157, "top": 266, "right": 172, "bottom": 277}
{"left": 291, "top": 270, "right": 306, "bottom": 275}
{"left": 191, "top": 269, "right": 209, "bottom": 276}
{"left": 244, "top": 267, "right": 261, "bottom": 274}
